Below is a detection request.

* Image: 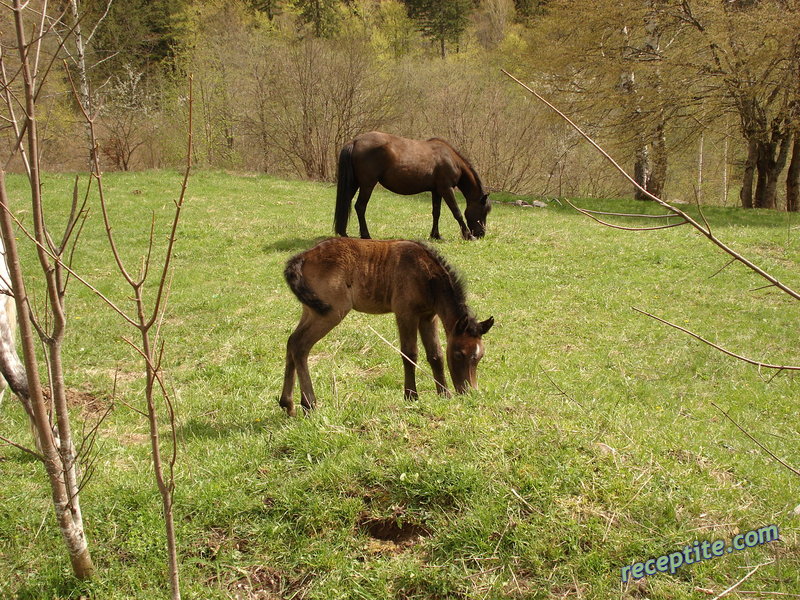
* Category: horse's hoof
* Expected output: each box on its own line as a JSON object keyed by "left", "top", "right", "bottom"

{"left": 279, "top": 397, "right": 294, "bottom": 414}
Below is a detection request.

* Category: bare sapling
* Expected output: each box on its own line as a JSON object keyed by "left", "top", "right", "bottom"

{"left": 0, "top": 0, "right": 96, "bottom": 579}
{"left": 66, "top": 65, "right": 194, "bottom": 598}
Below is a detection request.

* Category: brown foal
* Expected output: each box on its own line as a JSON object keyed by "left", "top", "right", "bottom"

{"left": 280, "top": 238, "right": 494, "bottom": 416}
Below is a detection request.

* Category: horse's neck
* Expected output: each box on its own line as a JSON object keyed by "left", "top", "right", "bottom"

{"left": 457, "top": 165, "right": 480, "bottom": 200}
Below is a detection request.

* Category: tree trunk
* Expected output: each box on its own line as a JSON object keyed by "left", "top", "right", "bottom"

{"left": 722, "top": 117, "right": 730, "bottom": 204}
{"left": 787, "top": 134, "right": 800, "bottom": 212}
{"left": 648, "top": 119, "right": 667, "bottom": 199}
{"left": 697, "top": 132, "right": 705, "bottom": 203}
{"left": 7, "top": 1, "right": 95, "bottom": 578}
{"left": 740, "top": 139, "right": 757, "bottom": 208}
{"left": 754, "top": 135, "right": 790, "bottom": 209}
{"left": 634, "top": 144, "right": 650, "bottom": 200}
{"left": 0, "top": 175, "right": 95, "bottom": 580}
{"left": 69, "top": 0, "right": 94, "bottom": 170}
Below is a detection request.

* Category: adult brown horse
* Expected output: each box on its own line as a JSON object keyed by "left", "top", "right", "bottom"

{"left": 334, "top": 131, "right": 491, "bottom": 241}
{"left": 280, "top": 237, "right": 494, "bottom": 416}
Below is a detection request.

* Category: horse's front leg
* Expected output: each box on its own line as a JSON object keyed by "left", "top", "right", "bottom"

{"left": 395, "top": 314, "right": 420, "bottom": 400}
{"left": 441, "top": 188, "right": 475, "bottom": 240}
{"left": 419, "top": 316, "right": 450, "bottom": 397}
{"left": 354, "top": 185, "right": 375, "bottom": 239}
{"left": 430, "top": 192, "right": 442, "bottom": 240}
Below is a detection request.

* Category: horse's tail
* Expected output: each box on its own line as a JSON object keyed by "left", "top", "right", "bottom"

{"left": 284, "top": 254, "right": 332, "bottom": 315}
{"left": 334, "top": 141, "right": 357, "bottom": 236}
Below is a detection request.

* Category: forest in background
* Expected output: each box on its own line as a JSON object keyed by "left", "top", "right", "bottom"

{"left": 3, "top": 0, "right": 799, "bottom": 208}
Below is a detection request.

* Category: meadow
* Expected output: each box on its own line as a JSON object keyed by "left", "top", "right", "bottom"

{"left": 0, "top": 170, "right": 798, "bottom": 599}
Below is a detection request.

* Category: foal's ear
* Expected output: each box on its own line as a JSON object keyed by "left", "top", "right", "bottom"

{"left": 480, "top": 193, "right": 489, "bottom": 205}
{"left": 479, "top": 316, "right": 494, "bottom": 335}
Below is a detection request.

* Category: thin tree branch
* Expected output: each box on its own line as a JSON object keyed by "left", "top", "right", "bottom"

{"left": 366, "top": 324, "right": 445, "bottom": 390}
{"left": 0, "top": 197, "right": 137, "bottom": 327}
{"left": 711, "top": 560, "right": 774, "bottom": 600}
{"left": 565, "top": 198, "right": 689, "bottom": 231}
{"left": 632, "top": 307, "right": 800, "bottom": 371}
{"left": 0, "top": 432, "right": 44, "bottom": 461}
{"left": 145, "top": 75, "right": 193, "bottom": 330}
{"left": 709, "top": 258, "right": 737, "bottom": 279}
{"left": 711, "top": 402, "right": 800, "bottom": 478}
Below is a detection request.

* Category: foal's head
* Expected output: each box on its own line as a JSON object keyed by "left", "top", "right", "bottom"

{"left": 446, "top": 315, "right": 494, "bottom": 393}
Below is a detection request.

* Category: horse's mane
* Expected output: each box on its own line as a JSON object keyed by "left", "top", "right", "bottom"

{"left": 427, "top": 138, "right": 485, "bottom": 194}
{"left": 416, "top": 242, "right": 482, "bottom": 333}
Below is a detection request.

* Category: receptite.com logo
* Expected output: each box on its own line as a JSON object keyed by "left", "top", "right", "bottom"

{"left": 621, "top": 524, "right": 780, "bottom": 582}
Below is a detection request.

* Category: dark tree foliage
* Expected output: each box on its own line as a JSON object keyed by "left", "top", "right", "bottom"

{"left": 402, "top": 0, "right": 474, "bottom": 57}
{"left": 248, "top": 0, "right": 284, "bottom": 19}
{"left": 514, "top": 0, "right": 550, "bottom": 22}
{"left": 87, "top": 0, "right": 191, "bottom": 77}
{"left": 292, "top": 0, "right": 343, "bottom": 37}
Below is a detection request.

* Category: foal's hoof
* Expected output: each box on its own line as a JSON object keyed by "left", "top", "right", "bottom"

{"left": 279, "top": 397, "right": 296, "bottom": 417}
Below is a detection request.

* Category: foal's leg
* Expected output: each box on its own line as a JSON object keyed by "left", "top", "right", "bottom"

{"left": 279, "top": 345, "right": 298, "bottom": 417}
{"left": 395, "top": 314, "right": 420, "bottom": 400}
{"left": 354, "top": 184, "right": 376, "bottom": 239}
{"left": 418, "top": 316, "right": 450, "bottom": 397}
{"left": 441, "top": 187, "right": 474, "bottom": 240}
{"left": 430, "top": 192, "right": 442, "bottom": 240}
{"left": 288, "top": 307, "right": 348, "bottom": 414}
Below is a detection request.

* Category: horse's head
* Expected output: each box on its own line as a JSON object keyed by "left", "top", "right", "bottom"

{"left": 465, "top": 193, "right": 491, "bottom": 239}
{"left": 446, "top": 315, "right": 494, "bottom": 393}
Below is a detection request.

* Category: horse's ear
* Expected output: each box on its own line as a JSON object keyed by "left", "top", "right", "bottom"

{"left": 479, "top": 316, "right": 494, "bottom": 335}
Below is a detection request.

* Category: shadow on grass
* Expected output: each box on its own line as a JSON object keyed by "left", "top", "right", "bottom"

{"left": 13, "top": 573, "right": 92, "bottom": 600}
{"left": 176, "top": 414, "right": 280, "bottom": 441}
{"left": 262, "top": 236, "right": 328, "bottom": 254}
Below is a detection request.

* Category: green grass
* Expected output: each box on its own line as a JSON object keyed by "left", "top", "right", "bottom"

{"left": 0, "top": 170, "right": 798, "bottom": 599}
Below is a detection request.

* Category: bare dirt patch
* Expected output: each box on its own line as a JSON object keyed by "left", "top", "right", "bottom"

{"left": 42, "top": 386, "right": 111, "bottom": 418}
{"left": 358, "top": 512, "right": 430, "bottom": 555}
{"left": 225, "top": 566, "right": 309, "bottom": 600}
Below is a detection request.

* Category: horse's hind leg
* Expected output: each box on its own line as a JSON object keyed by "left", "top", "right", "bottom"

{"left": 430, "top": 193, "right": 443, "bottom": 240}
{"left": 279, "top": 346, "right": 298, "bottom": 417}
{"left": 419, "top": 316, "right": 450, "bottom": 397}
{"left": 354, "top": 185, "right": 376, "bottom": 239}
{"left": 288, "top": 307, "right": 348, "bottom": 414}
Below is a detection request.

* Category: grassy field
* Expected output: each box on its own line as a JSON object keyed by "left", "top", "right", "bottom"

{"left": 0, "top": 170, "right": 798, "bottom": 599}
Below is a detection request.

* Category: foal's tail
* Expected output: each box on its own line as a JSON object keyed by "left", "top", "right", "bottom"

{"left": 334, "top": 141, "right": 357, "bottom": 236}
{"left": 284, "top": 254, "right": 332, "bottom": 315}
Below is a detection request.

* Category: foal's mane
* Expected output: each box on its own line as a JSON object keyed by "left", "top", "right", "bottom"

{"left": 427, "top": 138, "right": 485, "bottom": 194}
{"left": 417, "top": 242, "right": 481, "bottom": 332}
